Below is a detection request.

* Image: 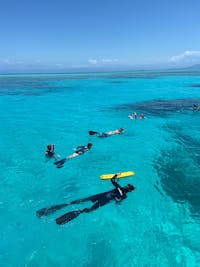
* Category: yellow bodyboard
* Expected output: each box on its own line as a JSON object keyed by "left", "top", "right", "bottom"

{"left": 100, "top": 171, "right": 135, "bottom": 180}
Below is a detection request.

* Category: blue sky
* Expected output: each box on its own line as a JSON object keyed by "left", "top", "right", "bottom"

{"left": 1, "top": 0, "right": 200, "bottom": 72}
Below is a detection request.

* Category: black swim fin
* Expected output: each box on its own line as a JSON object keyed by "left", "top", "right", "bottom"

{"left": 36, "top": 203, "right": 68, "bottom": 217}
{"left": 89, "top": 130, "right": 99, "bottom": 136}
{"left": 54, "top": 158, "right": 66, "bottom": 166}
{"left": 56, "top": 210, "right": 83, "bottom": 225}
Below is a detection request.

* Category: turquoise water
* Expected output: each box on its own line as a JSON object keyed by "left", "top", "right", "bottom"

{"left": 0, "top": 71, "right": 200, "bottom": 266}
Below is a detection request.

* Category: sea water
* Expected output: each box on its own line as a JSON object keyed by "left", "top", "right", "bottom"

{"left": 0, "top": 71, "right": 199, "bottom": 267}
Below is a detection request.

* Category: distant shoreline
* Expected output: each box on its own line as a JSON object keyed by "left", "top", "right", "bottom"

{"left": 1, "top": 68, "right": 200, "bottom": 77}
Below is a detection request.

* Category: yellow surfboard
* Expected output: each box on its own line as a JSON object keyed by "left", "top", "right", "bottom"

{"left": 100, "top": 171, "right": 135, "bottom": 180}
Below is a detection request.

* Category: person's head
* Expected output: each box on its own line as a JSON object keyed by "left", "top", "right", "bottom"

{"left": 87, "top": 143, "right": 93, "bottom": 149}
{"left": 123, "top": 184, "right": 135, "bottom": 193}
{"left": 118, "top": 128, "right": 124, "bottom": 134}
{"left": 46, "top": 144, "right": 54, "bottom": 151}
{"left": 140, "top": 114, "right": 145, "bottom": 118}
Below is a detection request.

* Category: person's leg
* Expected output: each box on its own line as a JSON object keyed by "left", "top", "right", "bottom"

{"left": 70, "top": 196, "right": 95, "bottom": 205}
{"left": 69, "top": 191, "right": 111, "bottom": 205}
{"left": 82, "top": 201, "right": 100, "bottom": 213}
{"left": 67, "top": 152, "right": 80, "bottom": 159}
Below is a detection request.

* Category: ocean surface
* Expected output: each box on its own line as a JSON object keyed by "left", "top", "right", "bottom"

{"left": 0, "top": 70, "right": 200, "bottom": 267}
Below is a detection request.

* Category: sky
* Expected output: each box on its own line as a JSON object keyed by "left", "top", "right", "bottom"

{"left": 0, "top": 0, "right": 200, "bottom": 72}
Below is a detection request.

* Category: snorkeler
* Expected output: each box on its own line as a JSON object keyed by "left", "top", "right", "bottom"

{"left": 36, "top": 175, "right": 135, "bottom": 224}
{"left": 54, "top": 143, "right": 93, "bottom": 168}
{"left": 138, "top": 114, "right": 146, "bottom": 119}
{"left": 89, "top": 128, "right": 124, "bottom": 137}
{"left": 128, "top": 112, "right": 137, "bottom": 120}
{"left": 45, "top": 144, "right": 59, "bottom": 161}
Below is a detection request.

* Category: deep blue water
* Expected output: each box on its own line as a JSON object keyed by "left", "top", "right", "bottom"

{"left": 0, "top": 71, "right": 200, "bottom": 266}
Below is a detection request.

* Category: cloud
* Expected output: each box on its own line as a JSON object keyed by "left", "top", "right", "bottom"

{"left": 170, "top": 51, "right": 200, "bottom": 62}
{"left": 101, "top": 58, "right": 118, "bottom": 63}
{"left": 1, "top": 58, "right": 12, "bottom": 65}
{"left": 0, "top": 58, "right": 24, "bottom": 65}
{"left": 55, "top": 63, "right": 63, "bottom": 67}
{"left": 88, "top": 59, "right": 98, "bottom": 64}
{"left": 88, "top": 58, "right": 119, "bottom": 65}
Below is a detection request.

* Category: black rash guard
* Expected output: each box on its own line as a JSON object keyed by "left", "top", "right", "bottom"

{"left": 68, "top": 178, "right": 127, "bottom": 213}
{"left": 75, "top": 146, "right": 88, "bottom": 154}
{"left": 46, "top": 150, "right": 55, "bottom": 157}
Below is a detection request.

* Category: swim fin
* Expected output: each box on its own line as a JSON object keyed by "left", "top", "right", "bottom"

{"left": 56, "top": 210, "right": 83, "bottom": 225}
{"left": 89, "top": 130, "right": 99, "bottom": 136}
{"left": 54, "top": 158, "right": 66, "bottom": 167}
{"left": 36, "top": 203, "right": 68, "bottom": 217}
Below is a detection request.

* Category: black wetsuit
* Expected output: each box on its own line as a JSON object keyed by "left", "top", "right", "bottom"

{"left": 75, "top": 146, "right": 89, "bottom": 154}
{"left": 46, "top": 150, "right": 55, "bottom": 157}
{"left": 69, "top": 178, "right": 127, "bottom": 213}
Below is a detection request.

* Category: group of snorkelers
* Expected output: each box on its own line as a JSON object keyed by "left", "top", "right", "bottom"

{"left": 40, "top": 126, "right": 135, "bottom": 224}
{"left": 40, "top": 104, "right": 199, "bottom": 224}
{"left": 42, "top": 103, "right": 199, "bottom": 224}
{"left": 128, "top": 112, "right": 146, "bottom": 120}
{"left": 128, "top": 103, "right": 200, "bottom": 119}
{"left": 45, "top": 128, "right": 125, "bottom": 166}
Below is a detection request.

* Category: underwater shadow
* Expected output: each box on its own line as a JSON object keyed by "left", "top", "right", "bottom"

{"left": 154, "top": 123, "right": 200, "bottom": 219}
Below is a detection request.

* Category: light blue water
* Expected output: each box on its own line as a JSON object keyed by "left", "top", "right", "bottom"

{"left": 0, "top": 71, "right": 200, "bottom": 267}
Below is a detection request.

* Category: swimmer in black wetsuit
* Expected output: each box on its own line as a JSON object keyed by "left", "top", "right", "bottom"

{"left": 54, "top": 143, "right": 93, "bottom": 168}
{"left": 36, "top": 175, "right": 135, "bottom": 224}
{"left": 78, "top": 175, "right": 134, "bottom": 211}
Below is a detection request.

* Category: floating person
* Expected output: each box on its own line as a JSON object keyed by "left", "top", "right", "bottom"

{"left": 36, "top": 175, "right": 135, "bottom": 224}
{"left": 54, "top": 143, "right": 93, "bottom": 168}
{"left": 193, "top": 104, "right": 200, "bottom": 112}
{"left": 128, "top": 112, "right": 137, "bottom": 120}
{"left": 45, "top": 144, "right": 59, "bottom": 161}
{"left": 138, "top": 114, "right": 146, "bottom": 119}
{"left": 89, "top": 128, "right": 124, "bottom": 137}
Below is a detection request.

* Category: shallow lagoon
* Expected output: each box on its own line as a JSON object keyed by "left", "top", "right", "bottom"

{"left": 0, "top": 71, "right": 199, "bottom": 266}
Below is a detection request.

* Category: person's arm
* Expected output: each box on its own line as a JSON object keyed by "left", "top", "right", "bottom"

{"left": 53, "top": 153, "right": 60, "bottom": 160}
{"left": 111, "top": 175, "right": 124, "bottom": 190}
{"left": 111, "top": 175, "right": 127, "bottom": 199}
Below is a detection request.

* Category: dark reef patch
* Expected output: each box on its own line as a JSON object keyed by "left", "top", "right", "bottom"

{"left": 108, "top": 81, "right": 126, "bottom": 84}
{"left": 187, "top": 84, "right": 200, "bottom": 88}
{"left": 114, "top": 98, "right": 200, "bottom": 116}
{"left": 0, "top": 75, "right": 81, "bottom": 96}
{"left": 163, "top": 123, "right": 200, "bottom": 166}
{"left": 154, "top": 124, "right": 200, "bottom": 219}
{"left": 154, "top": 149, "right": 200, "bottom": 218}
{"left": 0, "top": 86, "right": 73, "bottom": 96}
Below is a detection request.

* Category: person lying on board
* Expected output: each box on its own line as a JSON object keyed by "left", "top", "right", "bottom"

{"left": 36, "top": 175, "right": 135, "bottom": 225}
{"left": 54, "top": 143, "right": 93, "bottom": 168}
{"left": 89, "top": 128, "right": 124, "bottom": 137}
